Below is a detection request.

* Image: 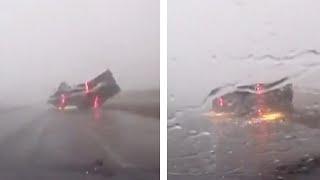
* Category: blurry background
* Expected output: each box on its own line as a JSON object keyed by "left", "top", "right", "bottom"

{"left": 0, "top": 0, "right": 159, "bottom": 105}
{"left": 168, "top": 0, "right": 320, "bottom": 112}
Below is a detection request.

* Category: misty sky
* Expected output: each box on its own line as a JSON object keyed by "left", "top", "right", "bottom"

{"left": 168, "top": 0, "right": 320, "bottom": 110}
{"left": 0, "top": 0, "right": 159, "bottom": 104}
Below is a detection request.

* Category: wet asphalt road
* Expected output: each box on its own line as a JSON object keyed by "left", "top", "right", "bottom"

{"left": 168, "top": 91, "right": 320, "bottom": 180}
{"left": 0, "top": 105, "right": 159, "bottom": 180}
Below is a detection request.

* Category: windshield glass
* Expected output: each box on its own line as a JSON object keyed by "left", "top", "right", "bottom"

{"left": 168, "top": 0, "right": 320, "bottom": 179}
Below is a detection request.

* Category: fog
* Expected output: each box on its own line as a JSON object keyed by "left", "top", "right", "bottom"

{"left": 0, "top": 0, "right": 159, "bottom": 105}
{"left": 168, "top": 0, "right": 320, "bottom": 110}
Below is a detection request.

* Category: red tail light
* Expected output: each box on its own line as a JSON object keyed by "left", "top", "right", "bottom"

{"left": 59, "top": 94, "right": 67, "bottom": 109}
{"left": 218, "top": 97, "right": 224, "bottom": 107}
{"left": 61, "top": 94, "right": 66, "bottom": 104}
{"left": 255, "top": 83, "right": 264, "bottom": 94}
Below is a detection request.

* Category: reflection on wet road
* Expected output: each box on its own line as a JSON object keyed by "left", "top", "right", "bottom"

{"left": 168, "top": 91, "right": 320, "bottom": 180}
{"left": 0, "top": 105, "right": 159, "bottom": 180}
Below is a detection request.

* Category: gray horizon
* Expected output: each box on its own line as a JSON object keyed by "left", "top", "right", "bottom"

{"left": 0, "top": 0, "right": 159, "bottom": 105}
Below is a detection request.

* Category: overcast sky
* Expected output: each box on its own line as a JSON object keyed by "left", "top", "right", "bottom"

{"left": 169, "top": 0, "right": 320, "bottom": 110}
{"left": 0, "top": 0, "right": 159, "bottom": 104}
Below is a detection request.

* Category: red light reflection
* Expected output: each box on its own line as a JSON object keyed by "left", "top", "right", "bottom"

{"left": 93, "top": 108, "right": 102, "bottom": 120}
{"left": 94, "top": 96, "right": 100, "bottom": 109}
{"left": 92, "top": 95, "right": 102, "bottom": 120}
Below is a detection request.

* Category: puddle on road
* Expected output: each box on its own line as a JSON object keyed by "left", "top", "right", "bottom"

{"left": 168, "top": 78, "right": 320, "bottom": 178}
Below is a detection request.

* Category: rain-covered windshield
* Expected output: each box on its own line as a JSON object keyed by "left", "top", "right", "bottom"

{"left": 168, "top": 0, "right": 320, "bottom": 179}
